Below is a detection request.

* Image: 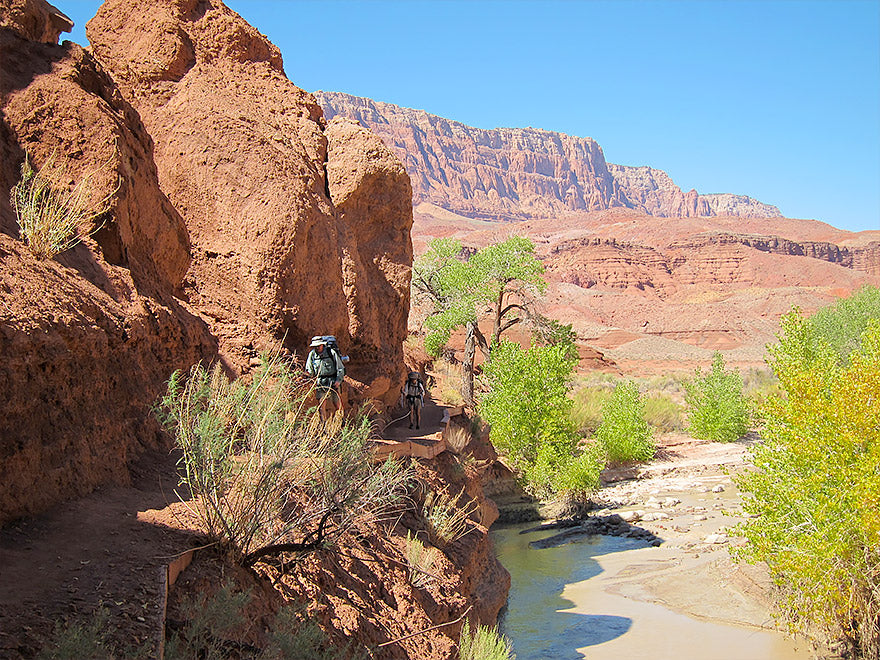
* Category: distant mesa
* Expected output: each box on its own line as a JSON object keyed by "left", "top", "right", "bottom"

{"left": 315, "top": 90, "right": 782, "bottom": 222}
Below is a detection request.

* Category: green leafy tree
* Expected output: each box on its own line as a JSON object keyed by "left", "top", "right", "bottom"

{"left": 477, "top": 340, "right": 600, "bottom": 498}
{"left": 594, "top": 380, "right": 654, "bottom": 463}
{"left": 411, "top": 236, "right": 546, "bottom": 405}
{"left": 468, "top": 235, "right": 546, "bottom": 346}
{"left": 684, "top": 352, "right": 750, "bottom": 442}
{"left": 735, "top": 317, "right": 880, "bottom": 657}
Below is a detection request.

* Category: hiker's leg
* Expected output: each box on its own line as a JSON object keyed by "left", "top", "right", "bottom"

{"left": 414, "top": 398, "right": 421, "bottom": 428}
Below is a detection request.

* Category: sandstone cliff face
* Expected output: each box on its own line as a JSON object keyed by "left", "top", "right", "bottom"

{"left": 325, "top": 117, "right": 413, "bottom": 403}
{"left": 88, "top": 0, "right": 348, "bottom": 361}
{"left": 317, "top": 91, "right": 629, "bottom": 221}
{"left": 0, "top": 0, "right": 215, "bottom": 523}
{"left": 0, "top": 0, "right": 71, "bottom": 43}
{"left": 317, "top": 91, "right": 782, "bottom": 222}
{"left": 88, "top": 3, "right": 413, "bottom": 408}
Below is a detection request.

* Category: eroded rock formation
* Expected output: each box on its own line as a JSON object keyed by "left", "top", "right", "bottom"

{"left": 0, "top": 0, "right": 215, "bottom": 523}
{"left": 87, "top": 2, "right": 413, "bottom": 412}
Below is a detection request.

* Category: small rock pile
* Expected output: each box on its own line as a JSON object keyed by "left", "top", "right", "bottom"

{"left": 525, "top": 513, "right": 662, "bottom": 549}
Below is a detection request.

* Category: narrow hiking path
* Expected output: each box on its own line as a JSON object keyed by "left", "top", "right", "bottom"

{"left": 380, "top": 393, "right": 446, "bottom": 443}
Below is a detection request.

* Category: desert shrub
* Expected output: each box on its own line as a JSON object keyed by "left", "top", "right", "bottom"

{"left": 165, "top": 582, "right": 251, "bottom": 659}
{"left": 594, "top": 380, "right": 654, "bottom": 463}
{"left": 478, "top": 340, "right": 600, "bottom": 498}
{"left": 10, "top": 151, "right": 115, "bottom": 259}
{"left": 263, "top": 607, "right": 361, "bottom": 660}
{"left": 422, "top": 487, "right": 479, "bottom": 549}
{"left": 458, "top": 620, "right": 515, "bottom": 660}
{"left": 36, "top": 609, "right": 148, "bottom": 660}
{"left": 156, "top": 354, "right": 413, "bottom": 566}
{"left": 684, "top": 352, "right": 750, "bottom": 442}
{"left": 734, "top": 312, "right": 880, "bottom": 657}
{"left": 166, "top": 584, "right": 355, "bottom": 660}
{"left": 404, "top": 530, "right": 438, "bottom": 588}
{"left": 642, "top": 393, "right": 685, "bottom": 432}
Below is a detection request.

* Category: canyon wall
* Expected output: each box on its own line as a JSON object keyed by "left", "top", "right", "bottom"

{"left": 317, "top": 90, "right": 782, "bottom": 222}
{"left": 0, "top": 0, "right": 414, "bottom": 521}
{"left": 0, "top": 0, "right": 216, "bottom": 522}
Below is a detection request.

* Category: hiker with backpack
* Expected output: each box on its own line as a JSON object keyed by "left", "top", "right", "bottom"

{"left": 306, "top": 335, "right": 346, "bottom": 419}
{"left": 401, "top": 371, "right": 426, "bottom": 429}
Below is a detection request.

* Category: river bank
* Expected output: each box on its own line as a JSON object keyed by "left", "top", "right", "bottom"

{"left": 490, "top": 434, "right": 829, "bottom": 659}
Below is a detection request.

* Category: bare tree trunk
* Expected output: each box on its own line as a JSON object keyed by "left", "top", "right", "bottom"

{"left": 492, "top": 287, "right": 504, "bottom": 348}
{"left": 461, "top": 320, "right": 476, "bottom": 407}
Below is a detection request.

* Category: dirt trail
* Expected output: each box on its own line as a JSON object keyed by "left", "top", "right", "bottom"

{"left": 0, "top": 451, "right": 201, "bottom": 658}
{"left": 0, "top": 394, "right": 451, "bottom": 658}
{"left": 381, "top": 395, "right": 446, "bottom": 443}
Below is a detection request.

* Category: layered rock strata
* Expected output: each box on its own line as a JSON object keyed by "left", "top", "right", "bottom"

{"left": 317, "top": 91, "right": 782, "bottom": 222}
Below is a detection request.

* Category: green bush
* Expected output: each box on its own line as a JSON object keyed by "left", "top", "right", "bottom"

{"left": 807, "top": 285, "right": 880, "bottom": 363}
{"left": 684, "top": 352, "right": 750, "bottom": 442}
{"left": 478, "top": 340, "right": 600, "bottom": 498}
{"left": 594, "top": 380, "right": 654, "bottom": 463}
{"left": 458, "top": 620, "right": 515, "bottom": 660}
{"left": 10, "top": 151, "right": 115, "bottom": 259}
{"left": 156, "top": 354, "right": 413, "bottom": 566}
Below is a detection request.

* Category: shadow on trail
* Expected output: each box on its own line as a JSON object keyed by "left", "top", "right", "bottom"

{"left": 492, "top": 524, "right": 651, "bottom": 659}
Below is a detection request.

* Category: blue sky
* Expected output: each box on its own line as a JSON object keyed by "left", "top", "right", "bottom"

{"left": 62, "top": 0, "right": 879, "bottom": 233}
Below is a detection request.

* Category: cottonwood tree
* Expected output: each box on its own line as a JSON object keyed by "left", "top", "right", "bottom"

{"left": 411, "top": 236, "right": 546, "bottom": 406}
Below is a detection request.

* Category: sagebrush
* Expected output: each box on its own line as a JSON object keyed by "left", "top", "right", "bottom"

{"left": 156, "top": 354, "right": 413, "bottom": 566}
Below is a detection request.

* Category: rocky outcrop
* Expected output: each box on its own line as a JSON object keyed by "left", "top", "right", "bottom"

{"left": 325, "top": 117, "right": 413, "bottom": 405}
{"left": 88, "top": 0, "right": 347, "bottom": 362}
{"left": 0, "top": 8, "right": 216, "bottom": 523}
{"left": 0, "top": 0, "right": 71, "bottom": 44}
{"left": 700, "top": 193, "right": 781, "bottom": 218}
{"left": 88, "top": 3, "right": 413, "bottom": 400}
{"left": 317, "top": 91, "right": 782, "bottom": 222}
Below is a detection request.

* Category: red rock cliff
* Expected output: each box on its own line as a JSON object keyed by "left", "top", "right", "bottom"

{"left": 0, "top": 0, "right": 216, "bottom": 523}
{"left": 87, "top": 1, "right": 413, "bottom": 410}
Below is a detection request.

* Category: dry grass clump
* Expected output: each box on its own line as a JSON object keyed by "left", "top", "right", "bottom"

{"left": 423, "top": 487, "right": 479, "bottom": 549}
{"left": 10, "top": 150, "right": 116, "bottom": 259}
{"left": 404, "top": 531, "right": 439, "bottom": 588}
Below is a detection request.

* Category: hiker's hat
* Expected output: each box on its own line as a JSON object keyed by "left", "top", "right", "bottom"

{"left": 309, "top": 336, "right": 325, "bottom": 347}
{"left": 408, "top": 371, "right": 419, "bottom": 380}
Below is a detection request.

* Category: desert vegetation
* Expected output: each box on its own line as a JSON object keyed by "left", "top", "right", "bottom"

{"left": 735, "top": 286, "right": 880, "bottom": 658}
{"left": 684, "top": 352, "right": 751, "bottom": 443}
{"left": 412, "top": 236, "right": 546, "bottom": 405}
{"left": 458, "top": 620, "right": 515, "bottom": 660}
{"left": 478, "top": 339, "right": 601, "bottom": 500}
{"left": 594, "top": 380, "right": 655, "bottom": 464}
{"left": 155, "top": 353, "right": 413, "bottom": 568}
{"left": 10, "top": 150, "right": 116, "bottom": 259}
